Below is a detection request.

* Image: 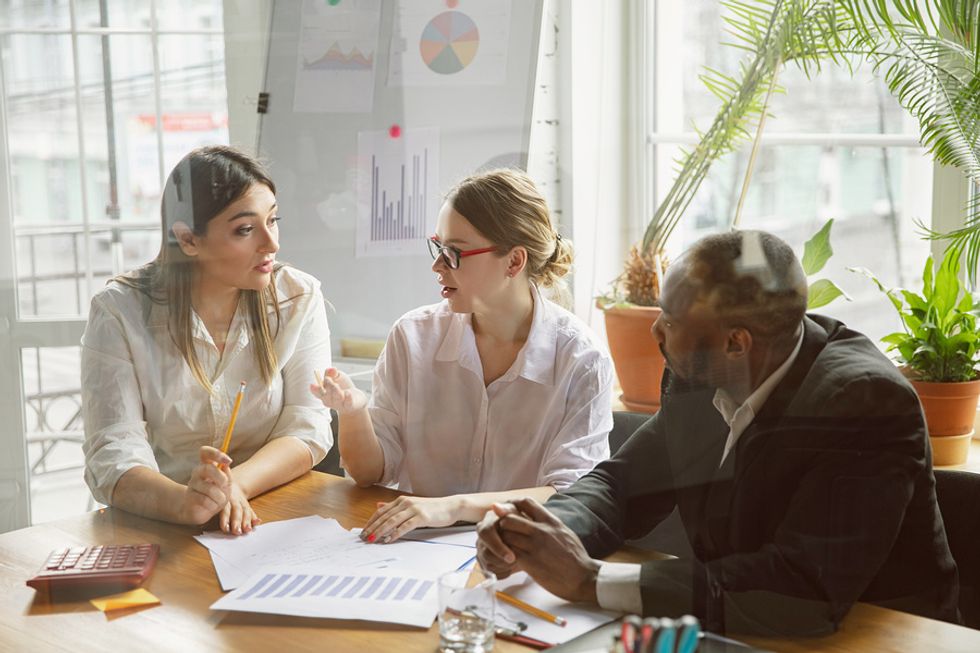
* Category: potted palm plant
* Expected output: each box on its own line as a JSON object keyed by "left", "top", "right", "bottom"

{"left": 853, "top": 246, "right": 980, "bottom": 465}
{"left": 602, "top": 0, "right": 980, "bottom": 411}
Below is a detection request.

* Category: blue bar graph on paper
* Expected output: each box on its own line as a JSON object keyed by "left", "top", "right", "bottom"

{"left": 234, "top": 574, "right": 438, "bottom": 603}
{"left": 394, "top": 578, "right": 418, "bottom": 601}
{"left": 327, "top": 576, "right": 355, "bottom": 597}
{"left": 293, "top": 575, "right": 323, "bottom": 597}
{"left": 342, "top": 576, "right": 370, "bottom": 598}
{"left": 376, "top": 577, "right": 402, "bottom": 600}
{"left": 412, "top": 580, "right": 433, "bottom": 601}
{"left": 360, "top": 576, "right": 385, "bottom": 599}
{"left": 369, "top": 149, "right": 428, "bottom": 243}
{"left": 276, "top": 574, "right": 307, "bottom": 597}
{"left": 311, "top": 575, "right": 339, "bottom": 596}
{"left": 237, "top": 573, "right": 276, "bottom": 600}
{"left": 257, "top": 573, "right": 292, "bottom": 598}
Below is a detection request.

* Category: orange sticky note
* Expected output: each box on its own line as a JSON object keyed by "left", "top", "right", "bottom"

{"left": 90, "top": 588, "right": 161, "bottom": 612}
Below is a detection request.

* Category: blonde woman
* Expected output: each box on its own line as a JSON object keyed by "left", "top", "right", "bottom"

{"left": 311, "top": 169, "right": 613, "bottom": 543}
{"left": 82, "top": 146, "right": 332, "bottom": 534}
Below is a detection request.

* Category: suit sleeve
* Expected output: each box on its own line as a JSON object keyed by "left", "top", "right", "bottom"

{"left": 545, "top": 411, "right": 678, "bottom": 557}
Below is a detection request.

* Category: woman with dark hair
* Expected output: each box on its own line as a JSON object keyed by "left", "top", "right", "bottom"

{"left": 311, "top": 168, "right": 613, "bottom": 543}
{"left": 82, "top": 145, "right": 332, "bottom": 533}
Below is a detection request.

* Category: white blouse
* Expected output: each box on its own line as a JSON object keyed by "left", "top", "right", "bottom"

{"left": 81, "top": 266, "right": 333, "bottom": 504}
{"left": 369, "top": 286, "right": 613, "bottom": 496}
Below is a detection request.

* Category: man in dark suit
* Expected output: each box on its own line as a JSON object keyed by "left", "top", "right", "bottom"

{"left": 477, "top": 230, "right": 958, "bottom": 635}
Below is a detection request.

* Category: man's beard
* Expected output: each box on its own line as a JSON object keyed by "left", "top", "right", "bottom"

{"left": 660, "top": 341, "right": 719, "bottom": 390}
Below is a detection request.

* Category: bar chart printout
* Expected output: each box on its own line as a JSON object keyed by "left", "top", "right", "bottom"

{"left": 210, "top": 567, "right": 440, "bottom": 627}
{"left": 356, "top": 127, "right": 440, "bottom": 257}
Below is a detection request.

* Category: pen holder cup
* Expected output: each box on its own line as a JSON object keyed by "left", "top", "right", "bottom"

{"left": 438, "top": 570, "right": 496, "bottom": 653}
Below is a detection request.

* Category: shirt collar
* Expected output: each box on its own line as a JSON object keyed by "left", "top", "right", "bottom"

{"left": 433, "top": 284, "right": 558, "bottom": 386}
{"left": 712, "top": 327, "right": 805, "bottom": 427}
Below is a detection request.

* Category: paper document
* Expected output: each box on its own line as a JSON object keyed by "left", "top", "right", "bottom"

{"left": 195, "top": 515, "right": 475, "bottom": 591}
{"left": 393, "top": 525, "right": 477, "bottom": 548}
{"left": 211, "top": 565, "right": 439, "bottom": 627}
{"left": 496, "top": 572, "right": 620, "bottom": 645}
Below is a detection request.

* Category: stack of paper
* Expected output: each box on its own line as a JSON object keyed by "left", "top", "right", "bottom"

{"left": 198, "top": 516, "right": 478, "bottom": 627}
{"left": 195, "top": 516, "right": 476, "bottom": 591}
{"left": 211, "top": 565, "right": 442, "bottom": 627}
{"left": 496, "top": 572, "right": 620, "bottom": 645}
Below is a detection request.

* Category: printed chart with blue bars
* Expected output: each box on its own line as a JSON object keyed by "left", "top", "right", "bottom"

{"left": 211, "top": 567, "right": 442, "bottom": 627}
{"left": 239, "top": 572, "right": 434, "bottom": 602}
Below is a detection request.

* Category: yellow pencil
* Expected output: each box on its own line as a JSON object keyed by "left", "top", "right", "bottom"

{"left": 495, "top": 591, "right": 567, "bottom": 627}
{"left": 220, "top": 381, "right": 247, "bottom": 454}
{"left": 314, "top": 369, "right": 324, "bottom": 387}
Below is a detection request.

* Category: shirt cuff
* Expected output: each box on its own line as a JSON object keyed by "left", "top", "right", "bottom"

{"left": 596, "top": 562, "right": 643, "bottom": 614}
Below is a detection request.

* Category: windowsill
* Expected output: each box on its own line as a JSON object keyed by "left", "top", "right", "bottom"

{"left": 934, "top": 437, "right": 980, "bottom": 474}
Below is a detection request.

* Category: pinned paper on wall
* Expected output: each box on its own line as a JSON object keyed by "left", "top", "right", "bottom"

{"left": 294, "top": 0, "right": 382, "bottom": 113}
{"left": 355, "top": 127, "right": 440, "bottom": 257}
{"left": 388, "top": 0, "right": 511, "bottom": 86}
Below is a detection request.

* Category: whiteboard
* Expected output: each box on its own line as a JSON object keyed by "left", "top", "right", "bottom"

{"left": 258, "top": 0, "right": 543, "bottom": 345}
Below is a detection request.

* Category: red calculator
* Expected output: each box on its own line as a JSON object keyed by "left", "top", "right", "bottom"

{"left": 26, "top": 544, "right": 159, "bottom": 592}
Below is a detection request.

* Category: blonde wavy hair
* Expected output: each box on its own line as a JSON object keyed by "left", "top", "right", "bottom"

{"left": 115, "top": 145, "right": 284, "bottom": 393}
{"left": 446, "top": 169, "right": 572, "bottom": 297}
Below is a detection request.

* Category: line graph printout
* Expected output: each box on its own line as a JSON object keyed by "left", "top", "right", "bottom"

{"left": 388, "top": 0, "right": 511, "bottom": 87}
{"left": 210, "top": 566, "right": 440, "bottom": 627}
{"left": 294, "top": 0, "right": 381, "bottom": 113}
{"left": 356, "top": 127, "right": 440, "bottom": 257}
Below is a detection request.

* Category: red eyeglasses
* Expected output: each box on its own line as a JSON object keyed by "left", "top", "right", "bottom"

{"left": 427, "top": 236, "right": 497, "bottom": 269}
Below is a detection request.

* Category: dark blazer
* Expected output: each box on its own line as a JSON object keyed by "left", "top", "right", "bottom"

{"left": 546, "top": 315, "right": 959, "bottom": 635}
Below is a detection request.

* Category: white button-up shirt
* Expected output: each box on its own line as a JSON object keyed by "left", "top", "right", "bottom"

{"left": 81, "top": 266, "right": 333, "bottom": 504}
{"left": 369, "top": 286, "right": 613, "bottom": 496}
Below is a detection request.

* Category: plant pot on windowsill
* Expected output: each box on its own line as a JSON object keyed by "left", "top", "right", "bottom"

{"left": 601, "top": 304, "right": 665, "bottom": 413}
{"left": 905, "top": 373, "right": 980, "bottom": 466}
{"left": 597, "top": 246, "right": 668, "bottom": 414}
{"left": 855, "top": 246, "right": 980, "bottom": 468}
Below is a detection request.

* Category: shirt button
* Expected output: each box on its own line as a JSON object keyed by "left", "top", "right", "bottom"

{"left": 473, "top": 458, "right": 481, "bottom": 464}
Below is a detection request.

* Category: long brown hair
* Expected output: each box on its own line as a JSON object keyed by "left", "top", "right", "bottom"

{"left": 116, "top": 145, "right": 283, "bottom": 392}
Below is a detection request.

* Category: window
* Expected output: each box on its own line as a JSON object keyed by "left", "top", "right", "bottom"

{"left": 0, "top": 0, "right": 227, "bottom": 526}
{"left": 647, "top": 1, "right": 934, "bottom": 343}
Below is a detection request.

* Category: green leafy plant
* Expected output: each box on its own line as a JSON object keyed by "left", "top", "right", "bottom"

{"left": 802, "top": 218, "right": 850, "bottom": 309}
{"left": 851, "top": 246, "right": 980, "bottom": 382}
{"left": 618, "top": 0, "right": 980, "bottom": 306}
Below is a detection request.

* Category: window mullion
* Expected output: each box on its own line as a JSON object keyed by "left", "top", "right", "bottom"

{"left": 67, "top": 0, "right": 95, "bottom": 309}
{"left": 150, "top": 0, "right": 166, "bottom": 191}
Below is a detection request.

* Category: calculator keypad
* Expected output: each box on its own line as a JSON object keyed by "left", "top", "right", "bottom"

{"left": 27, "top": 544, "right": 159, "bottom": 591}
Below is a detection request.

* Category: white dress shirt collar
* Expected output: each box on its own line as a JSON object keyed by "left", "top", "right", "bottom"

{"left": 433, "top": 284, "right": 558, "bottom": 386}
{"left": 713, "top": 327, "right": 805, "bottom": 465}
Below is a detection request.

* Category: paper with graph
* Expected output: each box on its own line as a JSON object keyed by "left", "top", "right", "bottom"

{"left": 294, "top": 0, "right": 382, "bottom": 112}
{"left": 210, "top": 566, "right": 441, "bottom": 627}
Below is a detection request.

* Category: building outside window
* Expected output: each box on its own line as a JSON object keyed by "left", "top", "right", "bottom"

{"left": 0, "top": 0, "right": 227, "bottom": 527}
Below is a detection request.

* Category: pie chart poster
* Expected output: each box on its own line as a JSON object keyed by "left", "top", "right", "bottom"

{"left": 388, "top": 0, "right": 511, "bottom": 87}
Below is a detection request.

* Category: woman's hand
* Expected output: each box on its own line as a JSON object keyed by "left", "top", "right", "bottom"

{"left": 178, "top": 446, "right": 233, "bottom": 525}
{"left": 361, "top": 496, "right": 462, "bottom": 544}
{"left": 219, "top": 479, "right": 261, "bottom": 535}
{"left": 309, "top": 367, "right": 368, "bottom": 416}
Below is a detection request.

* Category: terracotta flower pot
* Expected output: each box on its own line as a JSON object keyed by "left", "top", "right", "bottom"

{"left": 908, "top": 377, "right": 980, "bottom": 466}
{"left": 602, "top": 306, "right": 665, "bottom": 413}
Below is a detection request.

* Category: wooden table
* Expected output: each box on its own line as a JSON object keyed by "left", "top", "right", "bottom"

{"left": 2, "top": 472, "right": 979, "bottom": 652}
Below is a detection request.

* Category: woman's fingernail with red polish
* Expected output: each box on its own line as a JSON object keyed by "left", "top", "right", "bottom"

{"left": 367, "top": 533, "right": 376, "bottom": 543}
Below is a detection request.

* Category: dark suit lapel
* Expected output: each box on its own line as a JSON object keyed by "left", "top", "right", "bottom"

{"left": 701, "top": 317, "right": 830, "bottom": 553}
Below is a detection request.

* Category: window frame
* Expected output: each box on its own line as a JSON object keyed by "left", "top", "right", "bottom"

{"left": 0, "top": 0, "right": 224, "bottom": 531}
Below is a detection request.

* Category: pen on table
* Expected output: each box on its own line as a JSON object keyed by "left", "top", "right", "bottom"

{"left": 219, "top": 381, "right": 246, "bottom": 457}
{"left": 495, "top": 591, "right": 567, "bottom": 627}
{"left": 494, "top": 625, "right": 551, "bottom": 650}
